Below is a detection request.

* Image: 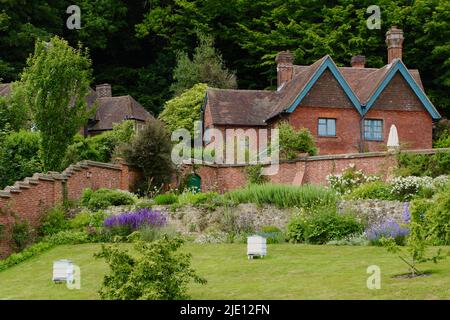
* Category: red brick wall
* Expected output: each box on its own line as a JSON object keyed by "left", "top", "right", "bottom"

{"left": 0, "top": 160, "right": 140, "bottom": 258}
{"left": 194, "top": 149, "right": 443, "bottom": 193}
{"left": 289, "top": 106, "right": 362, "bottom": 154}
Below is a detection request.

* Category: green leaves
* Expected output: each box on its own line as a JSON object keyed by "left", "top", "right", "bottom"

{"left": 95, "top": 236, "right": 207, "bottom": 300}
{"left": 14, "top": 36, "right": 92, "bottom": 171}
{"left": 159, "top": 83, "right": 208, "bottom": 134}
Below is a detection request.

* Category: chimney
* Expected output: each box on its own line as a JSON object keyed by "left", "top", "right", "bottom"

{"left": 275, "top": 51, "right": 295, "bottom": 89}
{"left": 351, "top": 55, "right": 366, "bottom": 68}
{"left": 96, "top": 83, "right": 112, "bottom": 98}
{"left": 386, "top": 26, "right": 404, "bottom": 64}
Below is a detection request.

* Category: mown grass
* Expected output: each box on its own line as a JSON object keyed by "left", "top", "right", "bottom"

{"left": 0, "top": 243, "right": 449, "bottom": 300}
{"left": 224, "top": 183, "right": 338, "bottom": 209}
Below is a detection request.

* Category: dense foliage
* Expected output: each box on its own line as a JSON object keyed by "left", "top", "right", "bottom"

{"left": 286, "top": 208, "right": 364, "bottom": 244}
{"left": 278, "top": 122, "right": 317, "bottom": 159}
{"left": 81, "top": 188, "right": 137, "bottom": 210}
{"left": 0, "top": 130, "right": 42, "bottom": 189}
{"left": 119, "top": 119, "right": 173, "bottom": 194}
{"left": 0, "top": 1, "right": 448, "bottom": 117}
{"left": 62, "top": 120, "right": 135, "bottom": 167}
{"left": 95, "top": 237, "right": 207, "bottom": 300}
{"left": 224, "top": 183, "right": 337, "bottom": 210}
{"left": 396, "top": 151, "right": 450, "bottom": 177}
{"left": 158, "top": 83, "right": 208, "bottom": 134}
{"left": 13, "top": 36, "right": 92, "bottom": 171}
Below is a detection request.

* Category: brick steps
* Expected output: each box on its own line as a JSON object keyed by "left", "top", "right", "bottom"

{"left": 0, "top": 160, "right": 126, "bottom": 199}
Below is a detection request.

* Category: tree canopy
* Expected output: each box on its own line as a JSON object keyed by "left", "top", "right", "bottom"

{"left": 0, "top": 0, "right": 449, "bottom": 117}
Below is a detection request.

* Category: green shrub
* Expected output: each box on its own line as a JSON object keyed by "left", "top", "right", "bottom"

{"left": 0, "top": 130, "right": 42, "bottom": 189}
{"left": 397, "top": 151, "right": 450, "bottom": 177}
{"left": 245, "top": 164, "right": 267, "bottom": 185}
{"left": 95, "top": 237, "right": 207, "bottom": 300}
{"left": 346, "top": 181, "right": 394, "bottom": 200}
{"left": 278, "top": 122, "right": 317, "bottom": 159}
{"left": 39, "top": 206, "right": 68, "bottom": 236}
{"left": 412, "top": 187, "right": 450, "bottom": 245}
{"left": 177, "top": 191, "right": 219, "bottom": 207}
{"left": 258, "top": 226, "right": 285, "bottom": 244}
{"left": 11, "top": 220, "right": 32, "bottom": 251}
{"left": 118, "top": 118, "right": 173, "bottom": 194}
{"left": 286, "top": 209, "right": 364, "bottom": 244}
{"left": 62, "top": 120, "right": 135, "bottom": 167}
{"left": 46, "top": 230, "right": 90, "bottom": 245}
{"left": 81, "top": 188, "right": 94, "bottom": 207}
{"left": 154, "top": 194, "right": 178, "bottom": 205}
{"left": 224, "top": 183, "right": 337, "bottom": 210}
{"left": 0, "top": 242, "right": 54, "bottom": 272}
{"left": 69, "top": 210, "right": 107, "bottom": 230}
{"left": 83, "top": 188, "right": 136, "bottom": 210}
{"left": 327, "top": 164, "right": 380, "bottom": 195}
{"left": 139, "top": 225, "right": 178, "bottom": 242}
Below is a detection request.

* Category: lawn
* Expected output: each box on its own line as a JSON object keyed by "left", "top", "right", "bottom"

{"left": 0, "top": 243, "right": 449, "bottom": 300}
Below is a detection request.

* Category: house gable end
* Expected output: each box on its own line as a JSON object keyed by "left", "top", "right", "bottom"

{"left": 285, "top": 56, "right": 363, "bottom": 116}
{"left": 364, "top": 60, "right": 441, "bottom": 119}
{"left": 301, "top": 69, "right": 353, "bottom": 109}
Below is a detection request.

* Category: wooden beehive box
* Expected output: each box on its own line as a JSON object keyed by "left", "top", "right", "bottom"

{"left": 53, "top": 259, "right": 74, "bottom": 283}
{"left": 247, "top": 235, "right": 267, "bottom": 259}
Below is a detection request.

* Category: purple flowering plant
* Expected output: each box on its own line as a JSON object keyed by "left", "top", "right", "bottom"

{"left": 104, "top": 208, "right": 167, "bottom": 236}
{"left": 366, "top": 219, "right": 410, "bottom": 246}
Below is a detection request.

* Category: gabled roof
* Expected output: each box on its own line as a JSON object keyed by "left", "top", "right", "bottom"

{"left": 205, "top": 55, "right": 441, "bottom": 125}
{"left": 88, "top": 95, "right": 152, "bottom": 131}
{"left": 0, "top": 83, "right": 152, "bottom": 131}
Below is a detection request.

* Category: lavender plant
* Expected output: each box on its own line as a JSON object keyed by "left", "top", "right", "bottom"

{"left": 366, "top": 220, "right": 409, "bottom": 246}
{"left": 104, "top": 208, "right": 167, "bottom": 236}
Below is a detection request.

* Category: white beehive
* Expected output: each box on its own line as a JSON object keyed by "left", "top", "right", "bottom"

{"left": 247, "top": 235, "right": 267, "bottom": 259}
{"left": 53, "top": 259, "right": 74, "bottom": 283}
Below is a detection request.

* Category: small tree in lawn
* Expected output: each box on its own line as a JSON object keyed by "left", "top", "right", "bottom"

{"left": 95, "top": 236, "right": 207, "bottom": 300}
{"left": 118, "top": 118, "right": 173, "bottom": 194}
{"left": 15, "top": 36, "right": 92, "bottom": 171}
{"left": 381, "top": 203, "right": 446, "bottom": 277}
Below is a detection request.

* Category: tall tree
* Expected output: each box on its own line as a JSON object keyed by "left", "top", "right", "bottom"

{"left": 14, "top": 36, "right": 92, "bottom": 171}
{"left": 171, "top": 33, "right": 237, "bottom": 94}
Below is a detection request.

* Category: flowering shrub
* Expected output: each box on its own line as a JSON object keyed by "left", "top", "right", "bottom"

{"left": 104, "top": 208, "right": 167, "bottom": 236}
{"left": 366, "top": 220, "right": 409, "bottom": 246}
{"left": 390, "top": 176, "right": 448, "bottom": 200}
{"left": 327, "top": 164, "right": 379, "bottom": 195}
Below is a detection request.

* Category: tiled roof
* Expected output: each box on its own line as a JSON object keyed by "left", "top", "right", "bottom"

{"left": 88, "top": 95, "right": 151, "bottom": 131}
{"left": 206, "top": 55, "right": 434, "bottom": 126}
{"left": 0, "top": 83, "right": 151, "bottom": 131}
{"left": 206, "top": 88, "right": 280, "bottom": 126}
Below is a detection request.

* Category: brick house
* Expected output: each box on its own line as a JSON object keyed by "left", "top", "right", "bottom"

{"left": 0, "top": 82, "right": 152, "bottom": 137}
{"left": 84, "top": 84, "right": 153, "bottom": 136}
{"left": 202, "top": 26, "right": 441, "bottom": 155}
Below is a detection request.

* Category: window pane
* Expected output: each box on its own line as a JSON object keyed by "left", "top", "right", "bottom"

{"left": 318, "top": 123, "right": 326, "bottom": 136}
{"left": 327, "top": 119, "right": 336, "bottom": 136}
{"left": 318, "top": 118, "right": 327, "bottom": 125}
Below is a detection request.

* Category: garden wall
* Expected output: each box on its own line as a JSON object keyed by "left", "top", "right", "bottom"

{"left": 193, "top": 149, "right": 446, "bottom": 193}
{"left": 0, "top": 160, "right": 141, "bottom": 258}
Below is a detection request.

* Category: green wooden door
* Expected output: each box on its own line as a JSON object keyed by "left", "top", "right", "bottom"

{"left": 187, "top": 174, "right": 201, "bottom": 193}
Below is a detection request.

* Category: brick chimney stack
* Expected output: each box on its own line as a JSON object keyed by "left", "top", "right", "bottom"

{"left": 275, "top": 51, "right": 295, "bottom": 89}
{"left": 351, "top": 55, "right": 366, "bottom": 68}
{"left": 96, "top": 84, "right": 112, "bottom": 98}
{"left": 386, "top": 26, "right": 404, "bottom": 64}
